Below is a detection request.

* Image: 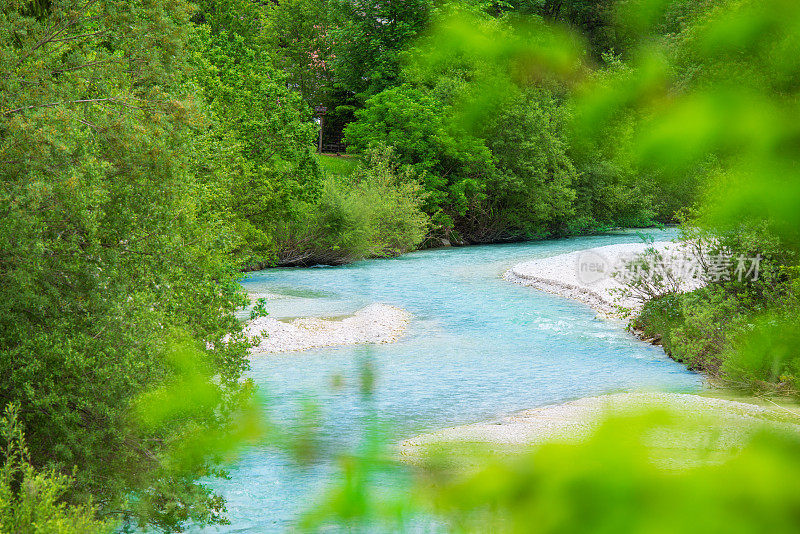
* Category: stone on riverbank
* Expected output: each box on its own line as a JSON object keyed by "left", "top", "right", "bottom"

{"left": 504, "top": 241, "right": 702, "bottom": 317}
{"left": 246, "top": 303, "right": 411, "bottom": 354}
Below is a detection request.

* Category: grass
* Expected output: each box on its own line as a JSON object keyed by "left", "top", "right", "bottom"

{"left": 316, "top": 153, "right": 358, "bottom": 177}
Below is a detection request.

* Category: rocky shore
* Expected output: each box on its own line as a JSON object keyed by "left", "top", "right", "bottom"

{"left": 503, "top": 241, "right": 700, "bottom": 317}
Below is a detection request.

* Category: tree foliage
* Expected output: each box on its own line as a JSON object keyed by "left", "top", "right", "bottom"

{"left": 0, "top": 0, "right": 255, "bottom": 530}
{"left": 265, "top": 0, "right": 336, "bottom": 106}
{"left": 0, "top": 405, "right": 112, "bottom": 534}
{"left": 276, "top": 146, "right": 429, "bottom": 265}
{"left": 330, "top": 0, "right": 434, "bottom": 101}
{"left": 192, "top": 0, "right": 322, "bottom": 268}
{"left": 5, "top": 0, "right": 800, "bottom": 530}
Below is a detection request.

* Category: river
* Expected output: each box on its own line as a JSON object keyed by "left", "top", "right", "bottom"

{"left": 198, "top": 229, "right": 702, "bottom": 532}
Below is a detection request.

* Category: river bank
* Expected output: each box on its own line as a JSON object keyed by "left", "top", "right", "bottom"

{"left": 398, "top": 239, "right": 786, "bottom": 455}
{"left": 503, "top": 241, "right": 702, "bottom": 317}
{"left": 399, "top": 392, "right": 800, "bottom": 464}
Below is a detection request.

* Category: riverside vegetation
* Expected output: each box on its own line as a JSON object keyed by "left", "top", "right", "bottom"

{"left": 2, "top": 0, "right": 800, "bottom": 532}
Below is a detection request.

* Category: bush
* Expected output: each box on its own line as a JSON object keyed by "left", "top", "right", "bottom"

{"left": 276, "top": 147, "right": 429, "bottom": 265}
{"left": 470, "top": 90, "right": 579, "bottom": 241}
{"left": 0, "top": 405, "right": 112, "bottom": 534}
{"left": 344, "top": 85, "right": 494, "bottom": 233}
{"left": 634, "top": 288, "right": 741, "bottom": 374}
{"left": 632, "top": 292, "right": 684, "bottom": 345}
{"left": 629, "top": 221, "right": 797, "bottom": 381}
{"left": 722, "top": 312, "right": 800, "bottom": 393}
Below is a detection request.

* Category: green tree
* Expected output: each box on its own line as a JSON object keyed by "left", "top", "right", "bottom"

{"left": 0, "top": 0, "right": 255, "bottom": 530}
{"left": 330, "top": 0, "right": 434, "bottom": 101}
{"left": 574, "top": 0, "right": 800, "bottom": 390}
{"left": 476, "top": 89, "right": 580, "bottom": 239}
{"left": 0, "top": 405, "right": 112, "bottom": 534}
{"left": 192, "top": 0, "right": 322, "bottom": 268}
{"left": 344, "top": 85, "right": 494, "bottom": 235}
{"left": 265, "top": 0, "right": 337, "bottom": 106}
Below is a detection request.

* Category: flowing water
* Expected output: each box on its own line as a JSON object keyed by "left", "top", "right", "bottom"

{"left": 199, "top": 229, "right": 702, "bottom": 532}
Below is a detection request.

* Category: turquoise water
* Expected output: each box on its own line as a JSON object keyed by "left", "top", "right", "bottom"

{"left": 200, "top": 230, "right": 702, "bottom": 532}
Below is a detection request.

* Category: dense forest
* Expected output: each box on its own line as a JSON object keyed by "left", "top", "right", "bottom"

{"left": 1, "top": 0, "right": 799, "bottom": 531}
{"left": 212, "top": 0, "right": 686, "bottom": 268}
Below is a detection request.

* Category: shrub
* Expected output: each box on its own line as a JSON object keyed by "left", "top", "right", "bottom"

{"left": 344, "top": 85, "right": 494, "bottom": 233}
{"left": 276, "top": 147, "right": 429, "bottom": 265}
{"left": 471, "top": 90, "right": 579, "bottom": 240}
{"left": 0, "top": 405, "right": 112, "bottom": 533}
{"left": 629, "top": 220, "right": 797, "bottom": 381}
{"left": 722, "top": 312, "right": 800, "bottom": 393}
